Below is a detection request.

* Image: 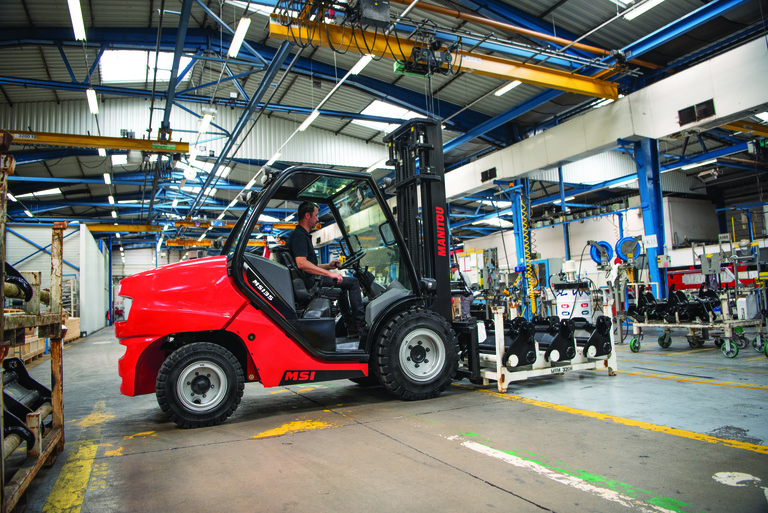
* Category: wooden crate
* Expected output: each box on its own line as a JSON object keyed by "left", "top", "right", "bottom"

{"left": 64, "top": 317, "right": 80, "bottom": 343}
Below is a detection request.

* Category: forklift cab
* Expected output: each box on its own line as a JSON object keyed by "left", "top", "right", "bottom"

{"left": 225, "top": 166, "right": 420, "bottom": 357}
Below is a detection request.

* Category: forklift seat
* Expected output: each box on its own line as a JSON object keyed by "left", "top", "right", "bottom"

{"left": 270, "top": 247, "right": 341, "bottom": 310}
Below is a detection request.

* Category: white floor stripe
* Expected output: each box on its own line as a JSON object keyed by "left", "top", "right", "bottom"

{"left": 462, "top": 441, "right": 677, "bottom": 513}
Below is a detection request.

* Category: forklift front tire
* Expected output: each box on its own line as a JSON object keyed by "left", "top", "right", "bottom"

{"left": 375, "top": 308, "right": 459, "bottom": 400}
{"left": 156, "top": 342, "right": 245, "bottom": 428}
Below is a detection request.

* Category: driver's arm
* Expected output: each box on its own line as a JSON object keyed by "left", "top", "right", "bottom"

{"left": 295, "top": 257, "right": 343, "bottom": 283}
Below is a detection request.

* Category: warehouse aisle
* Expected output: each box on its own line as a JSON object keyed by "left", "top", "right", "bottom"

{"left": 18, "top": 328, "right": 768, "bottom": 513}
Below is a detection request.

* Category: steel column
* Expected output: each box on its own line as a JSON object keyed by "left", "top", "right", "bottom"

{"left": 635, "top": 139, "right": 666, "bottom": 298}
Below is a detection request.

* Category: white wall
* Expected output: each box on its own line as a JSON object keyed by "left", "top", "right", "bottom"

{"left": 6, "top": 225, "right": 81, "bottom": 292}
{"left": 79, "top": 226, "right": 110, "bottom": 335}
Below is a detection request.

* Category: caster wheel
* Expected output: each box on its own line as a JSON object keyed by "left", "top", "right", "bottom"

{"left": 752, "top": 335, "right": 767, "bottom": 353}
{"left": 721, "top": 340, "right": 739, "bottom": 359}
{"left": 734, "top": 335, "right": 749, "bottom": 349}
{"left": 658, "top": 334, "right": 672, "bottom": 348}
{"left": 714, "top": 338, "right": 723, "bottom": 348}
{"left": 629, "top": 337, "right": 641, "bottom": 353}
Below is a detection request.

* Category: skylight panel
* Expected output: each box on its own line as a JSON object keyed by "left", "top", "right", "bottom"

{"left": 100, "top": 50, "right": 193, "bottom": 84}
{"left": 352, "top": 101, "right": 424, "bottom": 133}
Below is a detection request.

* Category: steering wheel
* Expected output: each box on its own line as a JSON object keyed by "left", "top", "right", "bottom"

{"left": 339, "top": 250, "right": 367, "bottom": 270}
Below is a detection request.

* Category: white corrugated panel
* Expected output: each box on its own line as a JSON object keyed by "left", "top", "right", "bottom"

{"left": 80, "top": 225, "right": 110, "bottom": 335}
{"left": 531, "top": 151, "right": 636, "bottom": 185}
{"left": 0, "top": 98, "right": 388, "bottom": 167}
{"left": 6, "top": 225, "right": 82, "bottom": 293}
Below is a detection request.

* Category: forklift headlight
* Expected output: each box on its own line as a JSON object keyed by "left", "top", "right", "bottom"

{"left": 119, "top": 296, "right": 133, "bottom": 321}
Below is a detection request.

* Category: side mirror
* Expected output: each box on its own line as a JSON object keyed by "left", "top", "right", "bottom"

{"left": 379, "top": 222, "right": 396, "bottom": 246}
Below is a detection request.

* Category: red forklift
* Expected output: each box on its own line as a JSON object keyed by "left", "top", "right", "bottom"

{"left": 116, "top": 119, "right": 480, "bottom": 428}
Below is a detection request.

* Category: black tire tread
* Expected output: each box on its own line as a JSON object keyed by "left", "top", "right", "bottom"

{"left": 374, "top": 307, "right": 459, "bottom": 401}
{"left": 156, "top": 342, "right": 245, "bottom": 428}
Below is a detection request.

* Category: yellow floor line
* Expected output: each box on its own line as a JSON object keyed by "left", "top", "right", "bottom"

{"left": 42, "top": 442, "right": 98, "bottom": 513}
{"left": 456, "top": 385, "right": 768, "bottom": 455}
{"left": 617, "top": 358, "right": 768, "bottom": 374}
{"left": 610, "top": 369, "right": 768, "bottom": 390}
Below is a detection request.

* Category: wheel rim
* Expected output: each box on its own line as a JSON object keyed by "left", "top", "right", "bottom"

{"left": 176, "top": 360, "right": 228, "bottom": 413}
{"left": 398, "top": 328, "right": 446, "bottom": 382}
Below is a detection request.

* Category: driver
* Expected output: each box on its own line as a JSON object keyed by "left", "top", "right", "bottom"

{"left": 287, "top": 201, "right": 367, "bottom": 338}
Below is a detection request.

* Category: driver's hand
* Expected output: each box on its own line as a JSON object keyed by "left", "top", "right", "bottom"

{"left": 331, "top": 272, "right": 344, "bottom": 284}
{"left": 329, "top": 259, "right": 341, "bottom": 269}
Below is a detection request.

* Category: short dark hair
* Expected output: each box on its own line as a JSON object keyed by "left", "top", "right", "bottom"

{"left": 451, "top": 262, "right": 459, "bottom": 269}
{"left": 298, "top": 201, "right": 318, "bottom": 221}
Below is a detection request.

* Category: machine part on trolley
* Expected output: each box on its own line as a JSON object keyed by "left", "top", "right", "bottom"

{"left": 2, "top": 358, "right": 54, "bottom": 451}
{"left": 533, "top": 316, "right": 577, "bottom": 362}
{"left": 721, "top": 339, "right": 739, "bottom": 358}
{"left": 629, "top": 337, "right": 641, "bottom": 353}
{"left": 686, "top": 334, "right": 705, "bottom": 348}
{"left": 573, "top": 316, "right": 612, "bottom": 358}
{"left": 477, "top": 316, "right": 537, "bottom": 368}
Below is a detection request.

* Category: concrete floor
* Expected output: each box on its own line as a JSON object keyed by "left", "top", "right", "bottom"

{"left": 13, "top": 326, "right": 768, "bottom": 512}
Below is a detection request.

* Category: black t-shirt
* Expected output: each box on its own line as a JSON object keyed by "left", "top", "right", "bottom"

{"left": 287, "top": 225, "right": 317, "bottom": 289}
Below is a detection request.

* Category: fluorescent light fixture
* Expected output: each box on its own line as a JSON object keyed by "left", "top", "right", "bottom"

{"left": 609, "top": 178, "right": 638, "bottom": 188}
{"left": 103, "top": 173, "right": 111, "bottom": 184}
{"left": 494, "top": 80, "right": 521, "bottom": 97}
{"left": 198, "top": 234, "right": 206, "bottom": 242}
{"left": 228, "top": 17, "right": 252, "bottom": 58}
{"left": 265, "top": 152, "right": 281, "bottom": 166}
{"left": 681, "top": 159, "right": 717, "bottom": 171}
{"left": 162, "top": 224, "right": 168, "bottom": 231}
{"left": 592, "top": 98, "right": 614, "bottom": 109}
{"left": 24, "top": 209, "right": 34, "bottom": 218}
{"left": 188, "top": 147, "right": 199, "bottom": 163}
{"left": 67, "top": 0, "right": 87, "bottom": 41}
{"left": 111, "top": 210, "right": 117, "bottom": 218}
{"left": 199, "top": 114, "right": 213, "bottom": 134}
{"left": 755, "top": 111, "right": 768, "bottom": 123}
{"left": 352, "top": 100, "right": 425, "bottom": 133}
{"left": 111, "top": 154, "right": 128, "bottom": 166}
{"left": 7, "top": 193, "right": 17, "bottom": 202}
{"left": 285, "top": 213, "right": 295, "bottom": 222}
{"left": 246, "top": 177, "right": 257, "bottom": 189}
{"left": 17, "top": 188, "right": 62, "bottom": 198}
{"left": 171, "top": 198, "right": 178, "bottom": 208}
{"left": 182, "top": 164, "right": 197, "bottom": 181}
{"left": 217, "top": 213, "right": 225, "bottom": 220}
{"left": 298, "top": 110, "right": 320, "bottom": 131}
{"left": 115, "top": 232, "right": 121, "bottom": 238}
{"left": 86, "top": 88, "right": 99, "bottom": 114}
{"left": 624, "top": 0, "right": 666, "bottom": 20}
{"left": 108, "top": 195, "right": 115, "bottom": 205}
{"left": 228, "top": 199, "right": 238, "bottom": 208}
{"left": 609, "top": 0, "right": 629, "bottom": 7}
{"left": 98, "top": 148, "right": 107, "bottom": 157}
{"left": 349, "top": 54, "right": 373, "bottom": 75}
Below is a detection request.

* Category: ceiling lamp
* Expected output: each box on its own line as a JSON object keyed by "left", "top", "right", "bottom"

{"left": 111, "top": 211, "right": 117, "bottom": 218}
{"left": 86, "top": 88, "right": 99, "bottom": 114}
{"left": 494, "top": 80, "right": 521, "bottom": 97}
{"left": 624, "top": 0, "right": 666, "bottom": 20}
{"left": 228, "top": 17, "right": 252, "bottom": 58}
{"left": 349, "top": 54, "right": 373, "bottom": 75}
{"left": 67, "top": 0, "right": 87, "bottom": 41}
{"left": 103, "top": 173, "right": 111, "bottom": 184}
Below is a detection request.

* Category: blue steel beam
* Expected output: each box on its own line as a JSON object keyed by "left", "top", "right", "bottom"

{"left": 0, "top": 29, "right": 503, "bottom": 142}
{"left": 160, "top": 0, "right": 194, "bottom": 139}
{"left": 7, "top": 229, "right": 80, "bottom": 271}
{"left": 193, "top": 0, "right": 269, "bottom": 66}
{"left": 187, "top": 41, "right": 295, "bottom": 217}
{"left": 623, "top": 0, "right": 751, "bottom": 61}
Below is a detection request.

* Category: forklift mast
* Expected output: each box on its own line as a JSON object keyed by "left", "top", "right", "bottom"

{"left": 384, "top": 118, "right": 452, "bottom": 322}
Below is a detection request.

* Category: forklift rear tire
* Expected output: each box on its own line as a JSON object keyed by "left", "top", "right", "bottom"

{"left": 156, "top": 342, "right": 244, "bottom": 428}
{"left": 375, "top": 308, "right": 459, "bottom": 400}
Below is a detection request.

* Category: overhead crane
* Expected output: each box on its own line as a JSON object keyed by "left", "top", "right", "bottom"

{"left": 3, "top": 130, "right": 189, "bottom": 153}
{"left": 269, "top": 17, "right": 620, "bottom": 100}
